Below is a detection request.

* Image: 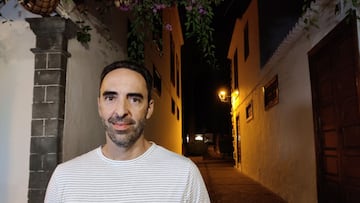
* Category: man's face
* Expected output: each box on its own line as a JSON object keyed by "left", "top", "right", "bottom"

{"left": 98, "top": 68, "right": 154, "bottom": 148}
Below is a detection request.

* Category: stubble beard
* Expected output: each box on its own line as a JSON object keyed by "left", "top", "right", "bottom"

{"left": 102, "top": 116, "right": 146, "bottom": 148}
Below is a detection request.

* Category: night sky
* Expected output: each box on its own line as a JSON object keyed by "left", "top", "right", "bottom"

{"left": 181, "top": 0, "right": 250, "bottom": 136}
{"left": 181, "top": 0, "right": 303, "bottom": 136}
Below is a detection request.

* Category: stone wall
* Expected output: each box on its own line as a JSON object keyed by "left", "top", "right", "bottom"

{"left": 26, "top": 17, "right": 77, "bottom": 203}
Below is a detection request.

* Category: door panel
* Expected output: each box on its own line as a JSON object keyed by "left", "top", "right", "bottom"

{"left": 343, "top": 126, "right": 360, "bottom": 147}
{"left": 309, "top": 14, "right": 360, "bottom": 203}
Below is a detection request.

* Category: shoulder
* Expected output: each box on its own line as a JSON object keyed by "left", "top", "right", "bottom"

{"left": 53, "top": 147, "right": 100, "bottom": 173}
{"left": 151, "top": 144, "right": 188, "bottom": 160}
{"left": 149, "top": 144, "right": 197, "bottom": 169}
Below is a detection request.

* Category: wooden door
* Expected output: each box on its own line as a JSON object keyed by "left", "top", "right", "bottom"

{"left": 308, "top": 14, "right": 360, "bottom": 203}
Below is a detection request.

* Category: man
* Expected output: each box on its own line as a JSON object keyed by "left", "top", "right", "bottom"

{"left": 45, "top": 60, "right": 210, "bottom": 202}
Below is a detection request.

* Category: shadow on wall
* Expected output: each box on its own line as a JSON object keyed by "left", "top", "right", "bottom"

{"left": 0, "top": 74, "right": 12, "bottom": 203}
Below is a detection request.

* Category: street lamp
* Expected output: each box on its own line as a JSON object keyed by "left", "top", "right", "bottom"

{"left": 218, "top": 89, "right": 239, "bottom": 103}
{"left": 218, "top": 89, "right": 230, "bottom": 102}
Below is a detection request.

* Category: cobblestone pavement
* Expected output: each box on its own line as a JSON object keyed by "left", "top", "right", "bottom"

{"left": 191, "top": 156, "right": 287, "bottom": 203}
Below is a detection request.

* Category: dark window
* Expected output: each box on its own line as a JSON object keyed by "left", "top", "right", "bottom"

{"left": 264, "top": 75, "right": 279, "bottom": 110}
{"left": 177, "top": 106, "right": 180, "bottom": 120}
{"left": 171, "top": 98, "right": 175, "bottom": 115}
{"left": 234, "top": 49, "right": 239, "bottom": 89}
{"left": 244, "top": 21, "right": 249, "bottom": 61}
{"left": 153, "top": 64, "right": 161, "bottom": 96}
{"left": 170, "top": 34, "right": 175, "bottom": 86}
{"left": 176, "top": 55, "right": 180, "bottom": 97}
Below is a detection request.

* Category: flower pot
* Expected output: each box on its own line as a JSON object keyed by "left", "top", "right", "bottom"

{"left": 20, "top": 0, "right": 60, "bottom": 16}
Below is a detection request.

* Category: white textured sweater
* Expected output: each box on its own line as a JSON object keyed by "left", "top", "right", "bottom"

{"left": 45, "top": 143, "right": 210, "bottom": 203}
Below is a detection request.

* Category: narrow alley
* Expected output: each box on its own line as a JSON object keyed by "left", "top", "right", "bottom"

{"left": 191, "top": 150, "right": 286, "bottom": 203}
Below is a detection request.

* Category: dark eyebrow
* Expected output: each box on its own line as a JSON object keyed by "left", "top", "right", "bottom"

{"left": 102, "top": 91, "right": 118, "bottom": 97}
{"left": 127, "top": 93, "right": 144, "bottom": 99}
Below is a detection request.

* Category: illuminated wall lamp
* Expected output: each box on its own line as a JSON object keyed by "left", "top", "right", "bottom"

{"left": 218, "top": 89, "right": 239, "bottom": 103}
{"left": 218, "top": 90, "right": 230, "bottom": 102}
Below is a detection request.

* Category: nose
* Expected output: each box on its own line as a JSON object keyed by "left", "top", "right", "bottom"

{"left": 113, "top": 98, "right": 130, "bottom": 118}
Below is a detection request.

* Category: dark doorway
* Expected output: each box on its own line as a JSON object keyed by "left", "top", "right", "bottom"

{"left": 308, "top": 13, "right": 360, "bottom": 203}
{"left": 236, "top": 116, "right": 241, "bottom": 164}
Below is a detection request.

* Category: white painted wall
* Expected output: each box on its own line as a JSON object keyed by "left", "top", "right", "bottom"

{"left": 0, "top": 1, "right": 126, "bottom": 202}
{"left": 239, "top": 39, "right": 317, "bottom": 203}
{"left": 0, "top": 2, "right": 41, "bottom": 202}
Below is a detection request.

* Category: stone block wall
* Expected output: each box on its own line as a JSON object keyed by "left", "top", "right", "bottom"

{"left": 26, "top": 17, "right": 77, "bottom": 203}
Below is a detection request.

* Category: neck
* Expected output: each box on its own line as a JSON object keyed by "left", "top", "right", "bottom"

{"left": 101, "top": 138, "right": 152, "bottom": 160}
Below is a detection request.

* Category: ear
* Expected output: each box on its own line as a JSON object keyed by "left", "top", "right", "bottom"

{"left": 145, "top": 99, "right": 154, "bottom": 119}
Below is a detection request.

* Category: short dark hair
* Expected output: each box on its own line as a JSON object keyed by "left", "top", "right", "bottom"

{"left": 99, "top": 60, "right": 153, "bottom": 101}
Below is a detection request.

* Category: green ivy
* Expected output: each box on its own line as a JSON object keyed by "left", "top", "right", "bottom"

{"left": 115, "top": 0, "right": 223, "bottom": 67}
{"left": 76, "top": 21, "right": 92, "bottom": 45}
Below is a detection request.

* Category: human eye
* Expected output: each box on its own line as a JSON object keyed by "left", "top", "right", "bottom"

{"left": 103, "top": 92, "right": 117, "bottom": 103}
{"left": 104, "top": 95, "right": 115, "bottom": 101}
{"left": 127, "top": 93, "right": 144, "bottom": 105}
{"left": 129, "top": 96, "right": 142, "bottom": 104}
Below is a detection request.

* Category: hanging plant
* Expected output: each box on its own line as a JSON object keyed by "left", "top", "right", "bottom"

{"left": 76, "top": 20, "right": 92, "bottom": 45}
{"left": 19, "top": 0, "right": 60, "bottom": 16}
{"left": 112, "top": 0, "right": 223, "bottom": 66}
{"left": 11, "top": 0, "right": 222, "bottom": 66}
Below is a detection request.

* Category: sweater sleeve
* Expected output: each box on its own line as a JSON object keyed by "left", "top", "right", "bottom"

{"left": 44, "top": 167, "right": 61, "bottom": 203}
{"left": 186, "top": 161, "right": 211, "bottom": 203}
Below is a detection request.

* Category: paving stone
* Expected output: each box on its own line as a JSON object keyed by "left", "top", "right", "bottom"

{"left": 191, "top": 157, "right": 287, "bottom": 203}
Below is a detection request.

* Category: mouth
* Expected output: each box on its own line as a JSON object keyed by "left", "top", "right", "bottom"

{"left": 107, "top": 115, "right": 135, "bottom": 132}
{"left": 112, "top": 122, "right": 132, "bottom": 131}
